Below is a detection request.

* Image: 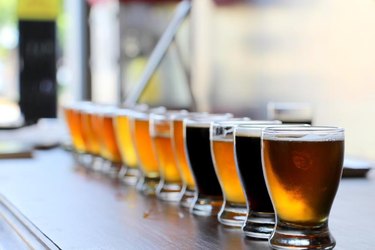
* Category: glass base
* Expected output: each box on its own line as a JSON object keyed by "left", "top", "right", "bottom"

{"left": 190, "top": 195, "right": 223, "bottom": 216}
{"left": 270, "top": 221, "right": 335, "bottom": 250}
{"left": 180, "top": 187, "right": 196, "bottom": 208}
{"left": 218, "top": 202, "right": 247, "bottom": 227}
{"left": 243, "top": 211, "right": 275, "bottom": 240}
{"left": 105, "top": 162, "right": 122, "bottom": 178}
{"left": 156, "top": 181, "right": 183, "bottom": 202}
{"left": 139, "top": 176, "right": 160, "bottom": 196}
{"left": 119, "top": 167, "right": 140, "bottom": 185}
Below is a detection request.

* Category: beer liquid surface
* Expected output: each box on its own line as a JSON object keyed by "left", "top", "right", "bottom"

{"left": 101, "top": 117, "right": 122, "bottom": 163}
{"left": 186, "top": 126, "right": 222, "bottom": 197}
{"left": 263, "top": 139, "right": 344, "bottom": 225}
{"left": 212, "top": 140, "right": 246, "bottom": 204}
{"left": 133, "top": 120, "right": 159, "bottom": 177}
{"left": 172, "top": 120, "right": 196, "bottom": 190}
{"left": 114, "top": 116, "right": 138, "bottom": 168}
{"left": 154, "top": 136, "right": 182, "bottom": 183}
{"left": 235, "top": 136, "right": 274, "bottom": 212}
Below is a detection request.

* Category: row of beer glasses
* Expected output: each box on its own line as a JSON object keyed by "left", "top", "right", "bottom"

{"left": 63, "top": 102, "right": 344, "bottom": 250}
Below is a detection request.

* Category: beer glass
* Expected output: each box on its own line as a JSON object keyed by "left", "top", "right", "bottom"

{"left": 97, "top": 107, "right": 123, "bottom": 176}
{"left": 63, "top": 104, "right": 86, "bottom": 155}
{"left": 211, "top": 120, "right": 279, "bottom": 227}
{"left": 150, "top": 112, "right": 187, "bottom": 201}
{"left": 114, "top": 108, "right": 142, "bottom": 185}
{"left": 131, "top": 109, "right": 164, "bottom": 195}
{"left": 262, "top": 126, "right": 344, "bottom": 249}
{"left": 235, "top": 124, "right": 309, "bottom": 239}
{"left": 170, "top": 112, "right": 208, "bottom": 207}
{"left": 184, "top": 114, "right": 232, "bottom": 216}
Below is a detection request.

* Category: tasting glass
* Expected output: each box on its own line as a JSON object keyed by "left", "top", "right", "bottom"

{"left": 262, "top": 126, "right": 344, "bottom": 249}
{"left": 96, "top": 106, "right": 123, "bottom": 176}
{"left": 234, "top": 124, "right": 309, "bottom": 239}
{"left": 210, "top": 120, "right": 279, "bottom": 227}
{"left": 170, "top": 112, "right": 211, "bottom": 207}
{"left": 131, "top": 108, "right": 165, "bottom": 195}
{"left": 113, "top": 108, "right": 144, "bottom": 185}
{"left": 184, "top": 114, "right": 233, "bottom": 216}
{"left": 150, "top": 111, "right": 187, "bottom": 201}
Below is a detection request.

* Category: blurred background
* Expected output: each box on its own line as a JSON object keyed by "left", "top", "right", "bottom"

{"left": 1, "top": 0, "right": 375, "bottom": 160}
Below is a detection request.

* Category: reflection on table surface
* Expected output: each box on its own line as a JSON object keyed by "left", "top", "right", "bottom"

{"left": 0, "top": 149, "right": 373, "bottom": 249}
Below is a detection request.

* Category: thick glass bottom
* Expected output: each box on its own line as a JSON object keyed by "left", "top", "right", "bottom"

{"left": 180, "top": 188, "right": 196, "bottom": 208}
{"left": 156, "top": 181, "right": 183, "bottom": 202}
{"left": 138, "top": 176, "right": 160, "bottom": 196}
{"left": 243, "top": 211, "right": 275, "bottom": 240}
{"left": 270, "top": 220, "right": 335, "bottom": 250}
{"left": 190, "top": 195, "right": 223, "bottom": 216}
{"left": 218, "top": 202, "right": 247, "bottom": 227}
{"left": 119, "top": 167, "right": 140, "bottom": 185}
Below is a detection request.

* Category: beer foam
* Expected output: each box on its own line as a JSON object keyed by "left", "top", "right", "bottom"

{"left": 263, "top": 129, "right": 344, "bottom": 141}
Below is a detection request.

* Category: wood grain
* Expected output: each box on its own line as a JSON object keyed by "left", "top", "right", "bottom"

{"left": 0, "top": 149, "right": 373, "bottom": 249}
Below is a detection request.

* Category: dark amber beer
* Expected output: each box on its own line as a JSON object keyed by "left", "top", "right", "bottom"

{"left": 262, "top": 126, "right": 344, "bottom": 249}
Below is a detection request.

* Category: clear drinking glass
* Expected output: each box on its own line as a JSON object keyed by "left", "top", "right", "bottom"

{"left": 170, "top": 112, "right": 209, "bottom": 207}
{"left": 211, "top": 120, "right": 279, "bottom": 227}
{"left": 262, "top": 126, "right": 344, "bottom": 249}
{"left": 130, "top": 107, "right": 166, "bottom": 195}
{"left": 113, "top": 108, "right": 143, "bottom": 185}
{"left": 234, "top": 123, "right": 310, "bottom": 239}
{"left": 150, "top": 111, "right": 187, "bottom": 201}
{"left": 184, "top": 114, "right": 233, "bottom": 216}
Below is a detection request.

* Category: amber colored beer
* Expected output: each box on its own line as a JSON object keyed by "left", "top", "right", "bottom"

{"left": 211, "top": 140, "right": 246, "bottom": 204}
{"left": 114, "top": 115, "right": 138, "bottom": 169}
{"left": 262, "top": 139, "right": 344, "bottom": 225}
{"left": 99, "top": 115, "right": 122, "bottom": 163}
{"left": 172, "top": 120, "right": 195, "bottom": 190}
{"left": 64, "top": 107, "right": 86, "bottom": 153}
{"left": 133, "top": 119, "right": 159, "bottom": 178}
{"left": 153, "top": 135, "right": 181, "bottom": 183}
{"left": 80, "top": 111, "right": 100, "bottom": 155}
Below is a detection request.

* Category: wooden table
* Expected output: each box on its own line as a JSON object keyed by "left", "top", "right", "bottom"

{"left": 0, "top": 149, "right": 373, "bottom": 249}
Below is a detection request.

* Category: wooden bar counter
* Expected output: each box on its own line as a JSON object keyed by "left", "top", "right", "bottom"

{"left": 0, "top": 149, "right": 373, "bottom": 249}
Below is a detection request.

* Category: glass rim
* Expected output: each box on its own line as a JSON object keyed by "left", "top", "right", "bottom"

{"left": 184, "top": 113, "right": 234, "bottom": 127}
{"left": 262, "top": 126, "right": 345, "bottom": 141}
{"left": 262, "top": 125, "right": 344, "bottom": 133}
{"left": 235, "top": 124, "right": 310, "bottom": 137}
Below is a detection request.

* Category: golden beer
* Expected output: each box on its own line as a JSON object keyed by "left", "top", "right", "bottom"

{"left": 64, "top": 107, "right": 86, "bottom": 153}
{"left": 133, "top": 119, "right": 159, "bottom": 177}
{"left": 114, "top": 114, "right": 138, "bottom": 169}
{"left": 99, "top": 115, "right": 122, "bottom": 163}
{"left": 82, "top": 111, "right": 101, "bottom": 156}
{"left": 211, "top": 140, "right": 246, "bottom": 204}
{"left": 172, "top": 120, "right": 195, "bottom": 190}
{"left": 153, "top": 136, "right": 181, "bottom": 183}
